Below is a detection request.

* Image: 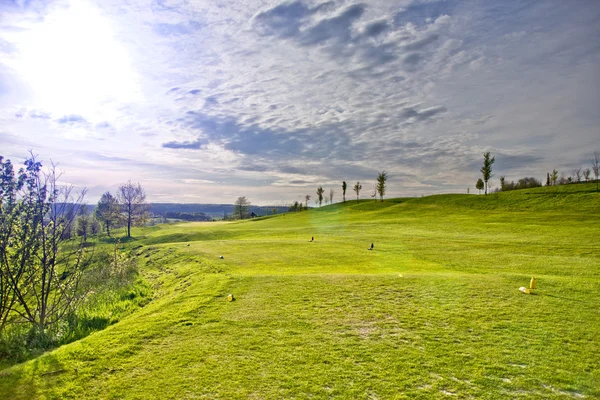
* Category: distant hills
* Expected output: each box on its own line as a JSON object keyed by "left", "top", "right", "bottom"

{"left": 81, "top": 203, "right": 290, "bottom": 220}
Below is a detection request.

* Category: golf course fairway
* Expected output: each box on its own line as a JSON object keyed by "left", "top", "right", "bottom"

{"left": 1, "top": 184, "right": 598, "bottom": 399}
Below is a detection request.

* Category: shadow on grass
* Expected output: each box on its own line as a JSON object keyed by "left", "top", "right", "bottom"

{"left": 0, "top": 353, "right": 65, "bottom": 399}
{"left": 524, "top": 191, "right": 598, "bottom": 195}
{"left": 543, "top": 293, "right": 584, "bottom": 303}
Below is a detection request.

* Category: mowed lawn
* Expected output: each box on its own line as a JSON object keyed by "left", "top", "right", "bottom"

{"left": 1, "top": 184, "right": 599, "bottom": 399}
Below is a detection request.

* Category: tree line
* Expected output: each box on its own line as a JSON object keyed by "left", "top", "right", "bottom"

{"left": 476, "top": 151, "right": 600, "bottom": 195}
{"left": 289, "top": 171, "right": 389, "bottom": 211}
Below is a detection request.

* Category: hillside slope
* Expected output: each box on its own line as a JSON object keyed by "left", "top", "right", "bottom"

{"left": 1, "top": 184, "right": 599, "bottom": 399}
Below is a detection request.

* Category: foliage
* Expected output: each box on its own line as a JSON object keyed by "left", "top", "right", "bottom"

{"left": 234, "top": 196, "right": 251, "bottom": 220}
{"left": 376, "top": 170, "right": 387, "bottom": 201}
{"left": 475, "top": 178, "right": 484, "bottom": 194}
{"left": 288, "top": 201, "right": 304, "bottom": 212}
{"left": 94, "top": 192, "right": 121, "bottom": 236}
{"left": 480, "top": 151, "right": 495, "bottom": 195}
{"left": 551, "top": 169, "right": 558, "bottom": 186}
{"left": 0, "top": 153, "right": 99, "bottom": 357}
{"left": 499, "top": 176, "right": 542, "bottom": 192}
{"left": 353, "top": 181, "right": 362, "bottom": 203}
{"left": 164, "top": 211, "right": 211, "bottom": 221}
{"left": 316, "top": 186, "right": 324, "bottom": 207}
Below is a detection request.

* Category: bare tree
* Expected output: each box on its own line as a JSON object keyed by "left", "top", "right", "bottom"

{"left": 583, "top": 168, "right": 591, "bottom": 182}
{"left": 234, "top": 196, "right": 251, "bottom": 219}
{"left": 592, "top": 152, "right": 600, "bottom": 191}
{"left": 572, "top": 168, "right": 582, "bottom": 183}
{"left": 117, "top": 180, "right": 150, "bottom": 238}
{"left": 329, "top": 188, "right": 334, "bottom": 204}
{"left": 353, "top": 181, "right": 362, "bottom": 203}
{"left": 304, "top": 194, "right": 311, "bottom": 208}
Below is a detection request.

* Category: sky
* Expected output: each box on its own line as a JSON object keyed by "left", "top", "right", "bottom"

{"left": 1, "top": 0, "right": 599, "bottom": 205}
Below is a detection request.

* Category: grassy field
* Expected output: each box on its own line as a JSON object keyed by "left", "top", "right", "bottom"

{"left": 1, "top": 183, "right": 599, "bottom": 399}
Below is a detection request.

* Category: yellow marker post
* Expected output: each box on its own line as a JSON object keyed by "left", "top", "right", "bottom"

{"left": 529, "top": 277, "right": 536, "bottom": 293}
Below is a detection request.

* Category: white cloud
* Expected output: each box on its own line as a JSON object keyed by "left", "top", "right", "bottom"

{"left": 0, "top": 0, "right": 598, "bottom": 203}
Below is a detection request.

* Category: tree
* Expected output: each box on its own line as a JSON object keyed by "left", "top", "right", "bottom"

{"left": 94, "top": 191, "right": 120, "bottom": 237}
{"left": 0, "top": 154, "right": 91, "bottom": 335}
{"left": 476, "top": 178, "right": 484, "bottom": 194}
{"left": 551, "top": 169, "right": 558, "bottom": 186}
{"left": 480, "top": 152, "right": 495, "bottom": 195}
{"left": 583, "top": 168, "right": 591, "bottom": 182}
{"left": 376, "top": 171, "right": 388, "bottom": 201}
{"left": 546, "top": 172, "right": 551, "bottom": 186}
{"left": 342, "top": 181, "right": 347, "bottom": 202}
{"left": 304, "top": 194, "right": 311, "bottom": 208}
{"left": 353, "top": 181, "right": 362, "bottom": 203}
{"left": 117, "top": 180, "right": 149, "bottom": 238}
{"left": 316, "top": 186, "right": 324, "bottom": 207}
{"left": 0, "top": 156, "right": 24, "bottom": 331}
{"left": 500, "top": 176, "right": 506, "bottom": 191}
{"left": 572, "top": 168, "right": 582, "bottom": 183}
{"left": 592, "top": 152, "right": 600, "bottom": 191}
{"left": 234, "top": 196, "right": 251, "bottom": 219}
{"left": 329, "top": 188, "right": 334, "bottom": 204}
{"left": 75, "top": 211, "right": 90, "bottom": 242}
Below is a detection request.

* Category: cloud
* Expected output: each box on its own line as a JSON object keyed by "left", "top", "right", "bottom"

{"left": 400, "top": 104, "right": 447, "bottom": 122}
{"left": 1, "top": 0, "right": 598, "bottom": 202}
{"left": 162, "top": 137, "right": 208, "bottom": 150}
{"left": 152, "top": 20, "right": 203, "bottom": 37}
{"left": 57, "top": 115, "right": 87, "bottom": 124}
{"left": 30, "top": 110, "right": 51, "bottom": 119}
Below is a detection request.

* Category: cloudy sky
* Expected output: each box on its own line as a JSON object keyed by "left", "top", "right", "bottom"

{"left": 1, "top": 0, "right": 599, "bottom": 204}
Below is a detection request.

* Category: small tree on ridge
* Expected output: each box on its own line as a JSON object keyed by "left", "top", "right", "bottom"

{"left": 480, "top": 152, "right": 495, "bottom": 196}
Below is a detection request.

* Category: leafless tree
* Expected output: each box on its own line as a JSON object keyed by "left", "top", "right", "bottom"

{"left": 572, "top": 168, "right": 582, "bottom": 183}
{"left": 117, "top": 180, "right": 150, "bottom": 238}
{"left": 329, "top": 188, "right": 334, "bottom": 203}
{"left": 304, "top": 194, "right": 311, "bottom": 208}
{"left": 592, "top": 152, "right": 600, "bottom": 191}
{"left": 583, "top": 168, "right": 591, "bottom": 182}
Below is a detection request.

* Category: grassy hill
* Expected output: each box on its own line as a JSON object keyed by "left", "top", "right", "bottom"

{"left": 1, "top": 183, "right": 599, "bottom": 399}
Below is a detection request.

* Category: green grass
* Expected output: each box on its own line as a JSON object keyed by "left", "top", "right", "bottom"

{"left": 1, "top": 183, "right": 599, "bottom": 399}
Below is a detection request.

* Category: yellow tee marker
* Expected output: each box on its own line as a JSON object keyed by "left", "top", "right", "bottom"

{"left": 519, "top": 277, "right": 536, "bottom": 294}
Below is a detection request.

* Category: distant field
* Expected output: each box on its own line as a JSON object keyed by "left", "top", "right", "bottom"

{"left": 1, "top": 183, "right": 599, "bottom": 399}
